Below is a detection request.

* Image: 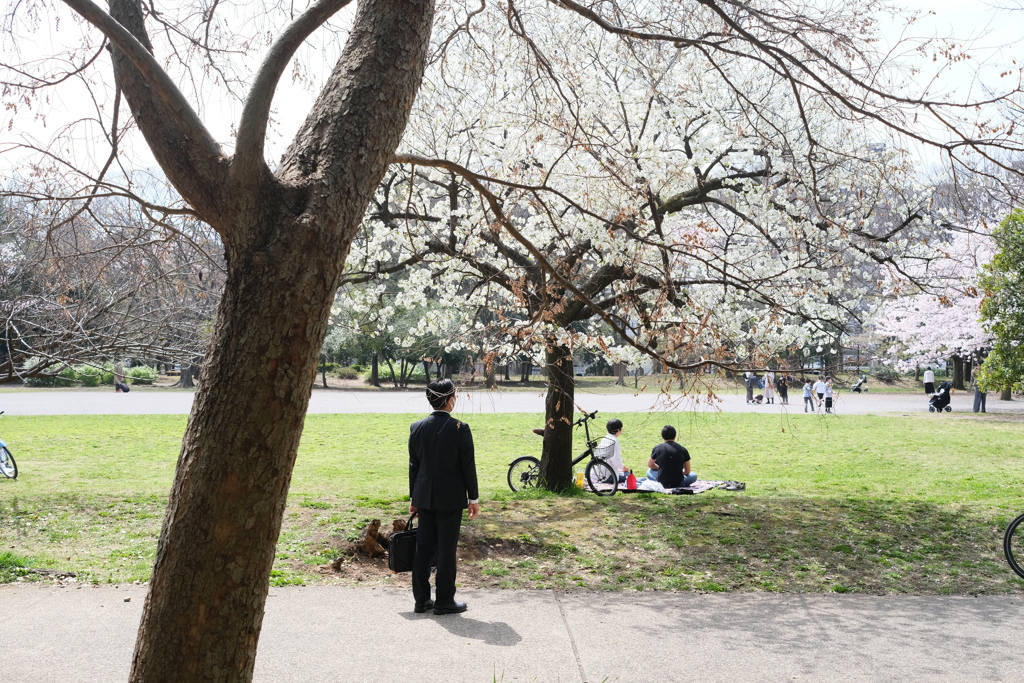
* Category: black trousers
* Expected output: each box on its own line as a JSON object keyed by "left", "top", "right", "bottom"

{"left": 412, "top": 508, "right": 462, "bottom": 606}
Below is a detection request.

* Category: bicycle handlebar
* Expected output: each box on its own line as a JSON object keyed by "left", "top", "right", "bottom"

{"left": 573, "top": 410, "right": 598, "bottom": 426}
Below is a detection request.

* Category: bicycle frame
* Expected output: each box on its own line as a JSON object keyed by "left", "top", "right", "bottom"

{"left": 569, "top": 411, "right": 601, "bottom": 467}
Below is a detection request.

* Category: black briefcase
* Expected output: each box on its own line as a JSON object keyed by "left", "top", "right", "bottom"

{"left": 387, "top": 513, "right": 418, "bottom": 573}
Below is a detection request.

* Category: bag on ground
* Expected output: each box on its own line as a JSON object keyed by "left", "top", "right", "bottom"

{"left": 387, "top": 513, "right": 418, "bottom": 573}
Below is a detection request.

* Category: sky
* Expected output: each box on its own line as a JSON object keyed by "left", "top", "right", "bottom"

{"left": 1, "top": 0, "right": 1023, "bottom": 181}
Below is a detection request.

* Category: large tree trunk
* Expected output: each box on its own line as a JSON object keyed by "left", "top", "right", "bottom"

{"left": 131, "top": 215, "right": 341, "bottom": 681}
{"left": 1001, "top": 386, "right": 1012, "bottom": 401}
{"left": 614, "top": 362, "right": 626, "bottom": 386}
{"left": 369, "top": 352, "right": 380, "bottom": 387}
{"left": 112, "top": 0, "right": 437, "bottom": 680}
{"left": 951, "top": 355, "right": 965, "bottom": 390}
{"left": 539, "top": 342, "right": 574, "bottom": 491}
{"left": 174, "top": 364, "right": 196, "bottom": 389}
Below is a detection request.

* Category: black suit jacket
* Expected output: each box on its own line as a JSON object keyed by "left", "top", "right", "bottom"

{"left": 409, "top": 411, "right": 479, "bottom": 510}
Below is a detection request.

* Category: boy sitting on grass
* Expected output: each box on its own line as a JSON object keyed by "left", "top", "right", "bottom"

{"left": 646, "top": 425, "right": 697, "bottom": 488}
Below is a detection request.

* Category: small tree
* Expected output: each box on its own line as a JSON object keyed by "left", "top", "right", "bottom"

{"left": 979, "top": 209, "right": 1024, "bottom": 394}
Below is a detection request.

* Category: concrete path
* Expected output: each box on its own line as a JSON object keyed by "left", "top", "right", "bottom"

{"left": 2, "top": 584, "right": 1022, "bottom": 682}
{"left": 2, "top": 386, "right": 1021, "bottom": 416}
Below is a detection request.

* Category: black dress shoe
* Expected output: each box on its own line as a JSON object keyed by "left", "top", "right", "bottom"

{"left": 432, "top": 601, "right": 467, "bottom": 615}
{"left": 414, "top": 600, "right": 434, "bottom": 614}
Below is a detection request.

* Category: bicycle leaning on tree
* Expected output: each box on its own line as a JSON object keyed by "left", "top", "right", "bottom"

{"left": 506, "top": 410, "right": 619, "bottom": 496}
{"left": 0, "top": 411, "right": 18, "bottom": 480}
{"left": 1004, "top": 511, "right": 1024, "bottom": 580}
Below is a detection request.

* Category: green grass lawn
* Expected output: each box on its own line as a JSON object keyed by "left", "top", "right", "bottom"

{"left": 1, "top": 411, "right": 1022, "bottom": 593}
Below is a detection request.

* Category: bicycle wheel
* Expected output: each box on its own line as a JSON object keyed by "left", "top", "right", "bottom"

{"left": 585, "top": 458, "right": 618, "bottom": 496}
{"left": 0, "top": 446, "right": 17, "bottom": 479}
{"left": 1004, "top": 512, "right": 1024, "bottom": 580}
{"left": 507, "top": 456, "right": 540, "bottom": 492}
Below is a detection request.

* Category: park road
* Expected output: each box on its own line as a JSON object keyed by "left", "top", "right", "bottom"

{"left": 3, "top": 385, "right": 1022, "bottom": 416}
{"left": 2, "top": 583, "right": 1023, "bottom": 682}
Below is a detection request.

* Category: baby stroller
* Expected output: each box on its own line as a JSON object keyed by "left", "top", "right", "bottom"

{"left": 929, "top": 381, "right": 952, "bottom": 412}
{"left": 850, "top": 374, "right": 868, "bottom": 393}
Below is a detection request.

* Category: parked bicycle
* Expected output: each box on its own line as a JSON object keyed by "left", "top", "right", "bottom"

{"left": 1004, "top": 511, "right": 1024, "bottom": 580}
{"left": 0, "top": 411, "right": 17, "bottom": 480}
{"left": 506, "top": 410, "right": 619, "bottom": 496}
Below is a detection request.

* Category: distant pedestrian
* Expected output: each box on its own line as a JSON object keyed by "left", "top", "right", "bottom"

{"left": 923, "top": 366, "right": 935, "bottom": 395}
{"left": 973, "top": 383, "right": 987, "bottom": 413}
{"left": 745, "top": 372, "right": 756, "bottom": 404}
{"left": 763, "top": 371, "right": 775, "bottom": 405}
{"left": 812, "top": 375, "right": 828, "bottom": 408}
{"left": 803, "top": 380, "right": 814, "bottom": 412}
{"left": 113, "top": 361, "right": 129, "bottom": 393}
{"left": 777, "top": 374, "right": 789, "bottom": 405}
{"left": 824, "top": 377, "right": 835, "bottom": 413}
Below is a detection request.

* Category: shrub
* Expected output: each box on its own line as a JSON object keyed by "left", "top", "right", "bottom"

{"left": 334, "top": 366, "right": 361, "bottom": 380}
{"left": 127, "top": 365, "right": 158, "bottom": 385}
{"left": 25, "top": 374, "right": 75, "bottom": 388}
{"left": 873, "top": 366, "right": 901, "bottom": 382}
{"left": 73, "top": 365, "right": 102, "bottom": 387}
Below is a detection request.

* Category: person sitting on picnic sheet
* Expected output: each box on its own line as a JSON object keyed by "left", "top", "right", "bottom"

{"left": 645, "top": 425, "right": 697, "bottom": 488}
{"left": 594, "top": 418, "right": 629, "bottom": 482}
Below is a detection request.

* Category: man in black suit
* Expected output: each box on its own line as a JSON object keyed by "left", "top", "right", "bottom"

{"left": 409, "top": 378, "right": 480, "bottom": 615}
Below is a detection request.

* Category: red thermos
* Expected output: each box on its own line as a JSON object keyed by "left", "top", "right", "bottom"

{"left": 626, "top": 470, "right": 637, "bottom": 490}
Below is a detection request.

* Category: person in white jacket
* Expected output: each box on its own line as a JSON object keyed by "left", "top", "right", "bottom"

{"left": 594, "top": 418, "right": 628, "bottom": 482}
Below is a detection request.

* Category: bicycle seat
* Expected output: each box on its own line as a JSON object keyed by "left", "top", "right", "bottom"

{"left": 532, "top": 428, "right": 545, "bottom": 436}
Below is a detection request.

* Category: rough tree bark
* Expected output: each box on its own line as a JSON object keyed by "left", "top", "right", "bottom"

{"left": 56, "top": 0, "right": 438, "bottom": 680}
{"left": 539, "top": 342, "right": 575, "bottom": 491}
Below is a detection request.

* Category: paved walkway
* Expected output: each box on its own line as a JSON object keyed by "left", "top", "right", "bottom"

{"left": 2, "top": 386, "right": 1021, "bottom": 416}
{"left": 2, "top": 584, "right": 1023, "bottom": 682}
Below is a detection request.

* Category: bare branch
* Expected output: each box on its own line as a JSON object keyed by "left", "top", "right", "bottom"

{"left": 234, "top": 0, "right": 354, "bottom": 175}
{"left": 60, "top": 0, "right": 221, "bottom": 173}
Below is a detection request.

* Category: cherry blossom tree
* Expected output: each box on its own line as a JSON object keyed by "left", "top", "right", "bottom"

{"left": 347, "top": 3, "right": 972, "bottom": 487}
{"left": 872, "top": 181, "right": 1004, "bottom": 388}
{"left": 875, "top": 291, "right": 991, "bottom": 385}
